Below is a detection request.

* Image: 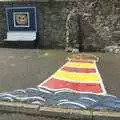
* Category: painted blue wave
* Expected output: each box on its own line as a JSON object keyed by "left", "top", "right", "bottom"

{"left": 0, "top": 87, "right": 120, "bottom": 111}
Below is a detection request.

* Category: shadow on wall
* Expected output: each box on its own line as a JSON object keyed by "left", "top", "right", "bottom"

{"left": 66, "top": 11, "right": 104, "bottom": 52}
{"left": 79, "top": 14, "right": 104, "bottom": 51}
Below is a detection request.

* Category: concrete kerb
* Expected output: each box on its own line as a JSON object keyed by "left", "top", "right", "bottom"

{"left": 0, "top": 102, "right": 119, "bottom": 120}
{"left": 0, "top": 102, "right": 40, "bottom": 115}
{"left": 39, "top": 106, "right": 92, "bottom": 119}
{"left": 0, "top": 102, "right": 92, "bottom": 120}
{"left": 93, "top": 111, "right": 120, "bottom": 120}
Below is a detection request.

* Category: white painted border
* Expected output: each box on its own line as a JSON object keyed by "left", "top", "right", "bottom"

{"left": 6, "top": 7, "right": 37, "bottom": 32}
{"left": 39, "top": 86, "right": 106, "bottom": 95}
{"left": 6, "top": 8, "right": 9, "bottom": 31}
{"left": 34, "top": 7, "right": 37, "bottom": 32}
{"left": 95, "top": 62, "right": 107, "bottom": 95}
{"left": 13, "top": 12, "right": 30, "bottom": 27}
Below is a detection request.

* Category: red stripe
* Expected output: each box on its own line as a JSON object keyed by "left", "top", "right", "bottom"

{"left": 62, "top": 67, "right": 96, "bottom": 73}
{"left": 42, "top": 78, "right": 103, "bottom": 93}
{"left": 69, "top": 61, "right": 94, "bottom": 63}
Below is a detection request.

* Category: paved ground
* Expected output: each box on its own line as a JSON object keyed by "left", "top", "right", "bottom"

{"left": 0, "top": 48, "right": 119, "bottom": 97}
{"left": 0, "top": 49, "right": 69, "bottom": 92}
{"left": 97, "top": 53, "right": 120, "bottom": 97}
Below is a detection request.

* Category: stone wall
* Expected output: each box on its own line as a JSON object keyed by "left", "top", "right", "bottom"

{"left": 40, "top": 1, "right": 67, "bottom": 48}
{"left": 66, "top": 0, "right": 120, "bottom": 51}
{"left": 0, "top": 0, "right": 120, "bottom": 50}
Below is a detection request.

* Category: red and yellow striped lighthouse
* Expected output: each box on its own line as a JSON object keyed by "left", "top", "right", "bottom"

{"left": 39, "top": 54, "right": 106, "bottom": 95}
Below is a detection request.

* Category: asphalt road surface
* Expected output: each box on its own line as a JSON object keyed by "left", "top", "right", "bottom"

{"left": 0, "top": 48, "right": 119, "bottom": 97}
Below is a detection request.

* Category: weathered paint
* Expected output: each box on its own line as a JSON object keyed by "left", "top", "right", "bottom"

{"left": 39, "top": 58, "right": 106, "bottom": 95}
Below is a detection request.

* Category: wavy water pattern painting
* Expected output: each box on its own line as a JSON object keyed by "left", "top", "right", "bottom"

{"left": 0, "top": 87, "right": 120, "bottom": 110}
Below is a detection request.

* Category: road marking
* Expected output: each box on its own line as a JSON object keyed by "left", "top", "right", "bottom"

{"left": 54, "top": 71, "right": 100, "bottom": 82}
{"left": 62, "top": 67, "right": 96, "bottom": 73}
{"left": 38, "top": 55, "right": 107, "bottom": 95}
{"left": 41, "top": 78, "right": 103, "bottom": 93}
{"left": 65, "top": 62, "right": 96, "bottom": 68}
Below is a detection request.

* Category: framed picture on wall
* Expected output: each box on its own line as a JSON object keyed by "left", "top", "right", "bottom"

{"left": 6, "top": 7, "right": 37, "bottom": 31}
{"left": 13, "top": 12, "right": 30, "bottom": 27}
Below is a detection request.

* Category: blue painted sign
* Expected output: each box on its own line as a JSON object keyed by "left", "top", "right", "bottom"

{"left": 6, "top": 7, "right": 37, "bottom": 31}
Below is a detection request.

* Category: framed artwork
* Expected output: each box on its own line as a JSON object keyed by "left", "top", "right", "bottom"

{"left": 6, "top": 7, "right": 37, "bottom": 31}
{"left": 13, "top": 12, "right": 30, "bottom": 27}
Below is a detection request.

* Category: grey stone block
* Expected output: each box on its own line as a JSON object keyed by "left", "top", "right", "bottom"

{"left": 93, "top": 111, "right": 120, "bottom": 120}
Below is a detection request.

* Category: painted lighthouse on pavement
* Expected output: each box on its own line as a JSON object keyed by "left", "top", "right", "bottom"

{"left": 39, "top": 54, "right": 106, "bottom": 95}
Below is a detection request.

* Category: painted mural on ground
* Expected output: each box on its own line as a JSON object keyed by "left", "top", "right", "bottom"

{"left": 0, "top": 54, "right": 120, "bottom": 111}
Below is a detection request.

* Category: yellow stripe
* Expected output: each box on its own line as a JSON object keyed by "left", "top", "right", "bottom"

{"left": 65, "top": 62, "right": 96, "bottom": 68}
{"left": 53, "top": 71, "right": 100, "bottom": 82}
